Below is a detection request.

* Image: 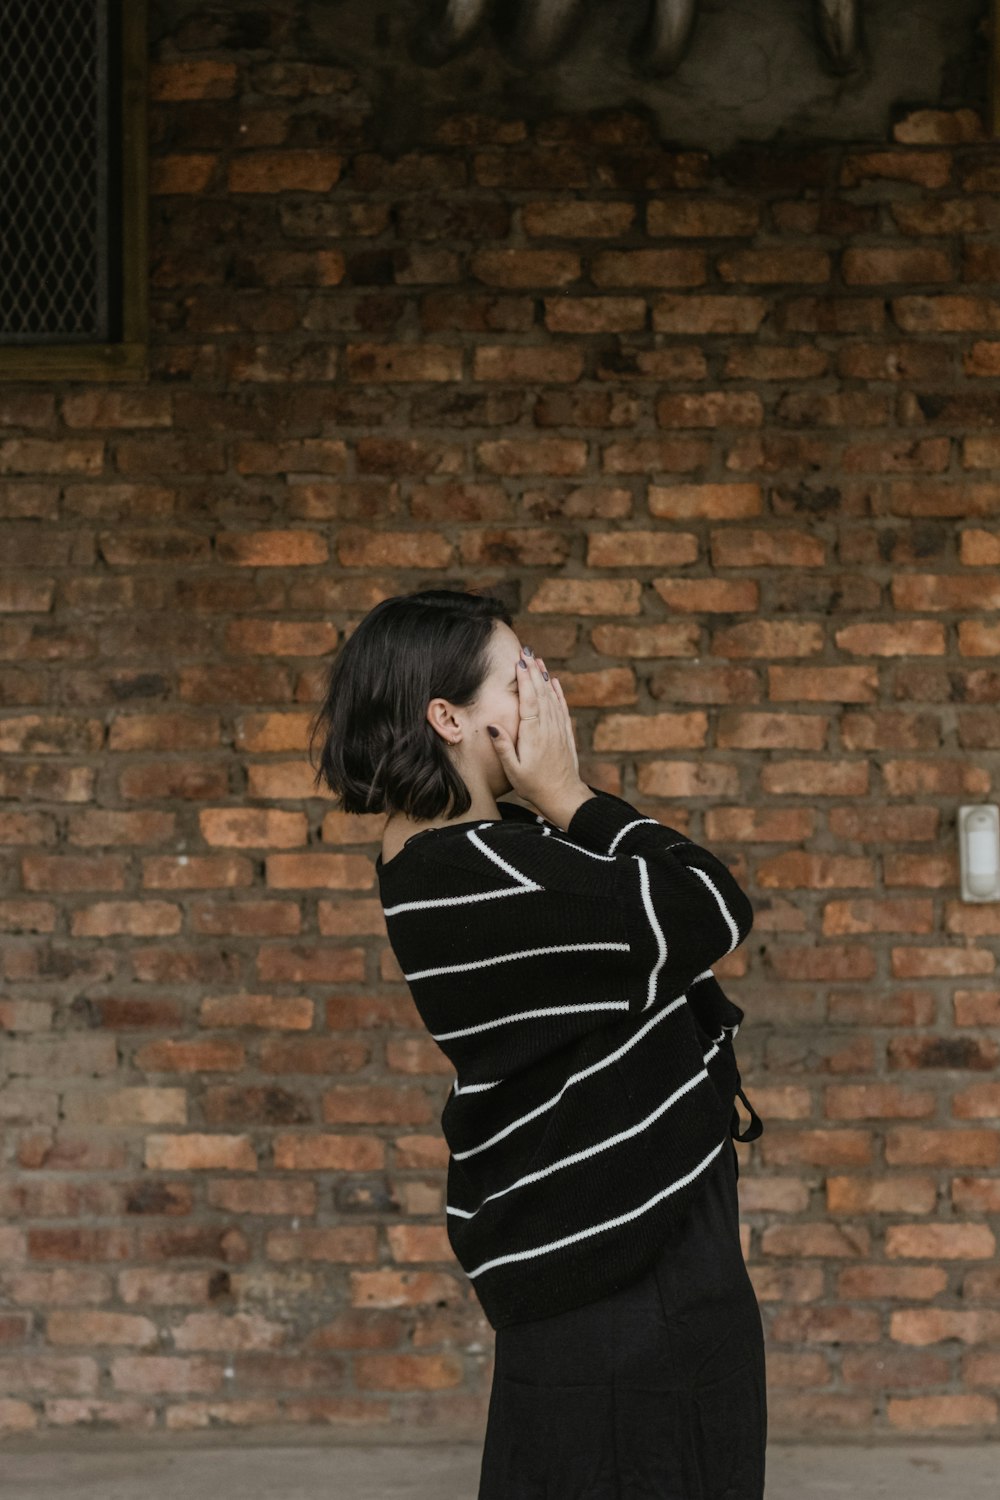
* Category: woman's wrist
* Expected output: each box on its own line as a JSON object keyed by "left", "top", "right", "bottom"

{"left": 537, "top": 782, "right": 597, "bottom": 831}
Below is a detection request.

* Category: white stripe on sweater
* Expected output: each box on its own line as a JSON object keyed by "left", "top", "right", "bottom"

{"left": 406, "top": 939, "right": 630, "bottom": 984}
{"left": 382, "top": 883, "right": 540, "bottom": 917}
{"left": 450, "top": 986, "right": 696, "bottom": 1153}
{"left": 687, "top": 863, "right": 744, "bottom": 953}
{"left": 460, "top": 1136, "right": 730, "bottom": 1279}
{"left": 451, "top": 993, "right": 728, "bottom": 1161}
{"left": 431, "top": 995, "right": 630, "bottom": 1042}
{"left": 448, "top": 1053, "right": 715, "bottom": 1219}
{"left": 450, "top": 975, "right": 741, "bottom": 1097}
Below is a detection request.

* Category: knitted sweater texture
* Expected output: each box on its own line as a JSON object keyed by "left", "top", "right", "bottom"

{"left": 375, "top": 785, "right": 760, "bottom": 1330}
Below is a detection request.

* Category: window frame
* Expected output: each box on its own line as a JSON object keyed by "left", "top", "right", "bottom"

{"left": 0, "top": 0, "right": 148, "bottom": 383}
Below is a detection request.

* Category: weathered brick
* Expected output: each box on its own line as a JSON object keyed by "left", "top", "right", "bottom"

{"left": 224, "top": 621, "right": 338, "bottom": 657}
{"left": 521, "top": 201, "right": 636, "bottom": 237}
{"left": 67, "top": 810, "right": 175, "bottom": 846}
{"left": 470, "top": 249, "right": 580, "bottom": 286}
{"left": 590, "top": 249, "right": 706, "bottom": 286}
{"left": 842, "top": 247, "right": 953, "bottom": 284}
{"left": 119, "top": 768, "right": 230, "bottom": 804}
{"left": 199, "top": 810, "right": 308, "bottom": 846}
{"left": 652, "top": 294, "right": 767, "bottom": 332}
{"left": 0, "top": 579, "right": 55, "bottom": 613}
{"left": 144, "top": 1134, "right": 258, "bottom": 1171}
{"left": 228, "top": 151, "right": 343, "bottom": 193}
{"left": 110, "top": 705, "right": 219, "bottom": 749}
{"left": 71, "top": 902, "right": 182, "bottom": 939}
{"left": 143, "top": 858, "right": 254, "bottom": 888}
{"left": 19, "top": 854, "right": 123, "bottom": 893}
{"left": 213, "top": 531, "right": 329, "bottom": 566}
{"left": 716, "top": 248, "right": 830, "bottom": 283}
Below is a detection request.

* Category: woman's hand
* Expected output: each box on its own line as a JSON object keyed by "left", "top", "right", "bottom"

{"left": 487, "top": 648, "right": 584, "bottom": 809}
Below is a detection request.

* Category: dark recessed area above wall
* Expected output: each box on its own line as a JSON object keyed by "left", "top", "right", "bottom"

{"left": 298, "top": 0, "right": 989, "bottom": 152}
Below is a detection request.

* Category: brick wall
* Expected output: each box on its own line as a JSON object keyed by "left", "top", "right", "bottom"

{"left": 1, "top": 3, "right": 999, "bottom": 1442}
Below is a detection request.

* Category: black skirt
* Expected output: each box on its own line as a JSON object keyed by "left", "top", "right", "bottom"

{"left": 476, "top": 1137, "right": 767, "bottom": 1500}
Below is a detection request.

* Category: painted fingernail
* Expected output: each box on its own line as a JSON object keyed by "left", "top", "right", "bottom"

{"left": 542, "top": 671, "right": 549, "bottom": 680}
{"left": 518, "top": 658, "right": 526, "bottom": 667}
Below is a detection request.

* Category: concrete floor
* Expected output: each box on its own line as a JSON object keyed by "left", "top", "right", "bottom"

{"left": 0, "top": 1432, "right": 997, "bottom": 1499}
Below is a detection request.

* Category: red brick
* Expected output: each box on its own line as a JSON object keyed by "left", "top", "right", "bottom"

{"left": 190, "top": 900, "right": 301, "bottom": 936}
{"left": 827, "top": 1176, "right": 936, "bottom": 1214}
{"left": 887, "top": 1394, "right": 997, "bottom": 1430}
{"left": 133, "top": 1039, "right": 246, "bottom": 1073}
{"left": 0, "top": 810, "right": 55, "bottom": 846}
{"left": 19, "top": 852, "right": 124, "bottom": 893}
{"left": 94, "top": 529, "right": 211, "bottom": 567}
{"left": 770, "top": 1304, "right": 882, "bottom": 1342}
{"left": 245, "top": 756, "right": 316, "bottom": 804}
{"left": 198, "top": 994, "right": 313, "bottom": 1029}
{"left": 0, "top": 894, "right": 54, "bottom": 930}
{"left": 231, "top": 713, "right": 311, "bottom": 753}
{"left": 150, "top": 60, "right": 238, "bottom": 100}
{"left": 837, "top": 1265, "right": 946, "bottom": 1299}
{"left": 656, "top": 391, "right": 763, "bottom": 427}
{"left": 652, "top": 294, "right": 766, "bottom": 332}
{"left": 177, "top": 664, "right": 295, "bottom": 709}
{"left": 228, "top": 152, "right": 343, "bottom": 193}
{"left": 0, "top": 717, "right": 102, "bottom": 756}
{"left": 892, "top": 108, "right": 986, "bottom": 144}
{"left": 141, "top": 855, "right": 253, "bottom": 892}
{"left": 259, "top": 946, "right": 365, "bottom": 984}
{"left": 67, "top": 810, "right": 176, "bottom": 846}
{"left": 0, "top": 577, "right": 55, "bottom": 612}
{"left": 886, "top": 1223, "right": 996, "bottom": 1260}
{"left": 885, "top": 1127, "right": 1000, "bottom": 1167}
{"left": 108, "top": 717, "right": 220, "bottom": 756}
{"left": 590, "top": 249, "right": 706, "bottom": 286}
{"left": 119, "top": 768, "right": 229, "bottom": 804}
{"left": 212, "top": 531, "right": 329, "bottom": 566}
{"left": 839, "top": 151, "right": 952, "bottom": 188}
{"left": 842, "top": 247, "right": 953, "bottom": 284}
{"left": 890, "top": 1308, "right": 1000, "bottom": 1345}
{"left": 224, "top": 621, "right": 338, "bottom": 657}
{"left": 470, "top": 249, "right": 580, "bottom": 287}
{"left": 196, "top": 810, "right": 302, "bottom": 846}
{"left": 544, "top": 296, "right": 647, "bottom": 332}
{"left": 522, "top": 201, "right": 636, "bottom": 237}
{"left": 70, "top": 901, "right": 182, "bottom": 939}
{"left": 761, "top": 1222, "right": 871, "bottom": 1258}
{"left": 144, "top": 1135, "right": 258, "bottom": 1171}
{"left": 0, "top": 768, "right": 94, "bottom": 804}
{"left": 272, "top": 1135, "right": 384, "bottom": 1170}
{"left": 716, "top": 248, "right": 830, "bottom": 283}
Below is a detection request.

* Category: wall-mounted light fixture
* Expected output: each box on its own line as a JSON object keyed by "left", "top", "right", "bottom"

{"left": 959, "top": 804, "right": 1000, "bottom": 902}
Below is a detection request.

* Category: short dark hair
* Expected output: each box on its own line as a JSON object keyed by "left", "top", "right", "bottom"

{"left": 308, "top": 587, "right": 513, "bottom": 820}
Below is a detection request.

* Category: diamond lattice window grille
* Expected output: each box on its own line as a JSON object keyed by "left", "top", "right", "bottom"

{"left": 0, "top": 0, "right": 144, "bottom": 379}
{"left": 0, "top": 0, "right": 121, "bottom": 345}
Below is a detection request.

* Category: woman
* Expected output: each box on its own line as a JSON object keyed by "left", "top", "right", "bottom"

{"left": 310, "top": 587, "right": 767, "bottom": 1499}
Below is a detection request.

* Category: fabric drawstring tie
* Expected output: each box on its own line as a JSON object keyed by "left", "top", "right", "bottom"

{"left": 730, "top": 1074, "right": 763, "bottom": 1143}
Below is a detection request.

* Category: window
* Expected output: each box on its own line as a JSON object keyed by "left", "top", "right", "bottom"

{"left": 0, "top": 0, "right": 147, "bottom": 380}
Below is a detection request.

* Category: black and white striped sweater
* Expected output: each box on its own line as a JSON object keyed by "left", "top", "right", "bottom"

{"left": 375, "top": 784, "right": 762, "bottom": 1331}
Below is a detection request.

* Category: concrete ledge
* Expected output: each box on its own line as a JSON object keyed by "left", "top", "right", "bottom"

{"left": 0, "top": 1433, "right": 997, "bottom": 1499}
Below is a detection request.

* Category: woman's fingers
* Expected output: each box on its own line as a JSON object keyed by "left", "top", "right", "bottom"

{"left": 532, "top": 657, "right": 577, "bottom": 767}
{"left": 544, "top": 669, "right": 579, "bottom": 772}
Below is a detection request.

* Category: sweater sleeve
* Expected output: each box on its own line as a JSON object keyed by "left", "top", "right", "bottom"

{"left": 403, "top": 787, "right": 753, "bottom": 1082}
{"left": 563, "top": 785, "right": 754, "bottom": 1016}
